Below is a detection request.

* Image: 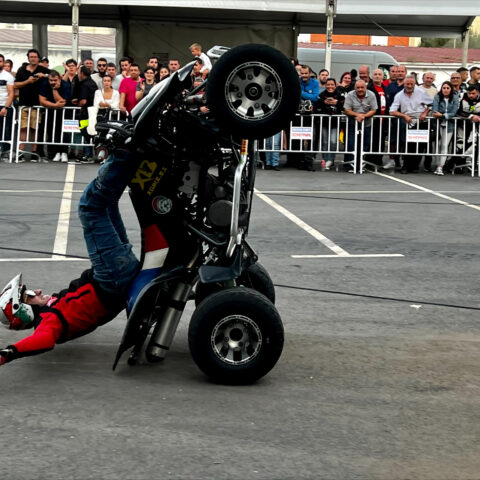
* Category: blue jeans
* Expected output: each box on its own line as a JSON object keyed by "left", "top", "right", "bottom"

{"left": 78, "top": 150, "right": 139, "bottom": 296}
{"left": 265, "top": 132, "right": 282, "bottom": 167}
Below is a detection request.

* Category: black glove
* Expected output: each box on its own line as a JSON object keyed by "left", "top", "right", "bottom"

{"left": 0, "top": 347, "right": 15, "bottom": 366}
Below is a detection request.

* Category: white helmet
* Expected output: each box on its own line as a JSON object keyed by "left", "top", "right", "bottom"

{"left": 0, "top": 274, "right": 35, "bottom": 330}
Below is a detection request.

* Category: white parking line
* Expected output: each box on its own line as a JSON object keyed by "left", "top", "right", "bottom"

{"left": 52, "top": 164, "right": 76, "bottom": 259}
{"left": 254, "top": 188, "right": 403, "bottom": 258}
{"left": 374, "top": 172, "right": 480, "bottom": 212}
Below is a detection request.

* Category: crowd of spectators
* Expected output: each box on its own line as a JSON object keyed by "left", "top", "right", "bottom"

{"left": 270, "top": 60, "right": 480, "bottom": 174}
{"left": 0, "top": 43, "right": 210, "bottom": 164}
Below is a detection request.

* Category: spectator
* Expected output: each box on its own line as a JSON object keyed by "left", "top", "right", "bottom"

{"left": 168, "top": 59, "right": 181, "bottom": 74}
{"left": 189, "top": 43, "right": 212, "bottom": 77}
{"left": 146, "top": 56, "right": 160, "bottom": 81}
{"left": 457, "top": 66, "right": 469, "bottom": 89}
{"left": 189, "top": 59, "right": 204, "bottom": 87}
{"left": 264, "top": 131, "right": 282, "bottom": 171}
{"left": 384, "top": 65, "right": 397, "bottom": 86}
{"left": 457, "top": 84, "right": 480, "bottom": 160}
{"left": 350, "top": 69, "right": 358, "bottom": 84}
{"left": 386, "top": 64, "right": 406, "bottom": 106}
{"left": 63, "top": 58, "right": 78, "bottom": 99}
{"left": 76, "top": 65, "right": 98, "bottom": 163}
{"left": 390, "top": 75, "right": 433, "bottom": 173}
{"left": 367, "top": 68, "right": 392, "bottom": 169}
{"left": 337, "top": 72, "right": 354, "bottom": 97}
{"left": 4, "top": 59, "right": 14, "bottom": 77}
{"left": 119, "top": 63, "right": 143, "bottom": 114}
{"left": 83, "top": 57, "right": 95, "bottom": 74}
{"left": 299, "top": 64, "right": 320, "bottom": 102}
{"left": 467, "top": 66, "right": 480, "bottom": 89}
{"left": 359, "top": 65, "right": 371, "bottom": 84}
{"left": 106, "top": 62, "right": 121, "bottom": 90}
{"left": 39, "top": 57, "right": 49, "bottom": 69}
{"left": 136, "top": 67, "right": 156, "bottom": 101}
{"left": 343, "top": 79, "right": 378, "bottom": 172}
{"left": 38, "top": 70, "right": 71, "bottom": 163}
{"left": 14, "top": 49, "right": 50, "bottom": 160}
{"left": 117, "top": 57, "right": 131, "bottom": 82}
{"left": 419, "top": 72, "right": 437, "bottom": 99}
{"left": 318, "top": 69, "right": 329, "bottom": 90}
{"left": 94, "top": 75, "right": 120, "bottom": 112}
{"left": 91, "top": 58, "right": 108, "bottom": 89}
{"left": 316, "top": 78, "right": 344, "bottom": 170}
{"left": 0, "top": 53, "right": 14, "bottom": 155}
{"left": 410, "top": 72, "right": 419, "bottom": 85}
{"left": 450, "top": 72, "right": 465, "bottom": 95}
{"left": 431, "top": 80, "right": 459, "bottom": 175}
{"left": 159, "top": 66, "right": 170, "bottom": 81}
{"left": 298, "top": 64, "right": 320, "bottom": 171}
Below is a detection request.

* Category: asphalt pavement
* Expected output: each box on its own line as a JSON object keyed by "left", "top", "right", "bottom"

{"left": 0, "top": 160, "right": 479, "bottom": 480}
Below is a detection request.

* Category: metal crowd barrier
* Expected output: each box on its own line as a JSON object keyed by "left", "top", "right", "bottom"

{"left": 259, "top": 113, "right": 480, "bottom": 176}
{"left": 9, "top": 106, "right": 124, "bottom": 163}
{"left": 0, "top": 107, "right": 17, "bottom": 163}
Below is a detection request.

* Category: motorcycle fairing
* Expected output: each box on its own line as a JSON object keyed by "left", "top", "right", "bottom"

{"left": 113, "top": 265, "right": 187, "bottom": 370}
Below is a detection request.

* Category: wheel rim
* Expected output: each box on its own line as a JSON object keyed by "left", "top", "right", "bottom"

{"left": 211, "top": 314, "right": 262, "bottom": 365}
{"left": 224, "top": 61, "right": 283, "bottom": 121}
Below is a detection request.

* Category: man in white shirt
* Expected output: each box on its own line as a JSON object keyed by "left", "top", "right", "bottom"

{"left": 390, "top": 76, "right": 433, "bottom": 173}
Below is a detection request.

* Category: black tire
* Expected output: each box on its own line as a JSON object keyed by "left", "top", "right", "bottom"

{"left": 206, "top": 44, "right": 300, "bottom": 139}
{"left": 188, "top": 288, "right": 284, "bottom": 384}
{"left": 194, "top": 262, "right": 275, "bottom": 306}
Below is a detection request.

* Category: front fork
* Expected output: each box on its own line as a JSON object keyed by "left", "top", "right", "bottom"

{"left": 145, "top": 280, "right": 194, "bottom": 362}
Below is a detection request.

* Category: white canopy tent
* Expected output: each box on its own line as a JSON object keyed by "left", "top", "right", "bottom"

{"left": 0, "top": 0, "right": 477, "bottom": 66}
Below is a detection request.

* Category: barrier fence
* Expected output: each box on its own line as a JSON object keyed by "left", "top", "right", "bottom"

{"left": 0, "top": 106, "right": 124, "bottom": 163}
{"left": 1, "top": 108, "right": 479, "bottom": 176}
{"left": 258, "top": 113, "right": 480, "bottom": 176}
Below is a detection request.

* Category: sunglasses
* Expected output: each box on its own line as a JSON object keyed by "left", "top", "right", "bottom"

{"left": 98, "top": 63, "right": 107, "bottom": 67}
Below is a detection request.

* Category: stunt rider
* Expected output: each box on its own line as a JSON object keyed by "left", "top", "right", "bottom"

{"left": 0, "top": 140, "right": 148, "bottom": 366}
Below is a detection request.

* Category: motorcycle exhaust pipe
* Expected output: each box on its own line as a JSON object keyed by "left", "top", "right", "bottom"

{"left": 145, "top": 281, "right": 193, "bottom": 362}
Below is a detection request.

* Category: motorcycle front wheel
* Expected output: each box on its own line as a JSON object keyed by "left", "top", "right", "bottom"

{"left": 188, "top": 288, "right": 284, "bottom": 384}
{"left": 194, "top": 261, "right": 275, "bottom": 306}
{"left": 206, "top": 43, "right": 300, "bottom": 139}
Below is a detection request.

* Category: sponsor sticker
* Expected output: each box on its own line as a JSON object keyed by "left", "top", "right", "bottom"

{"left": 291, "top": 126, "right": 312, "bottom": 140}
{"left": 407, "top": 129, "right": 429, "bottom": 143}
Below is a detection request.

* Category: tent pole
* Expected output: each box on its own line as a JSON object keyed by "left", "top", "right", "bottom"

{"left": 325, "top": 0, "right": 336, "bottom": 74}
{"left": 461, "top": 28, "right": 470, "bottom": 68}
{"left": 69, "top": 0, "right": 80, "bottom": 62}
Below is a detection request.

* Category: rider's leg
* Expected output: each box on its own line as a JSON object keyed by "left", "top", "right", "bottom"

{"left": 78, "top": 149, "right": 139, "bottom": 296}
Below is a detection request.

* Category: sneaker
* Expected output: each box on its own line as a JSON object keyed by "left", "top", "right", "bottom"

{"left": 272, "top": 166, "right": 281, "bottom": 171}
{"left": 434, "top": 166, "right": 444, "bottom": 176}
{"left": 61, "top": 153, "right": 68, "bottom": 163}
{"left": 53, "top": 152, "right": 61, "bottom": 162}
{"left": 325, "top": 160, "right": 333, "bottom": 170}
{"left": 383, "top": 160, "right": 396, "bottom": 170}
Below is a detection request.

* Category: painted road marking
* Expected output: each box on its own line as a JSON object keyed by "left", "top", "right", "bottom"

{"left": 374, "top": 171, "right": 480, "bottom": 212}
{"left": 52, "top": 163, "right": 76, "bottom": 259}
{"left": 255, "top": 188, "right": 403, "bottom": 258}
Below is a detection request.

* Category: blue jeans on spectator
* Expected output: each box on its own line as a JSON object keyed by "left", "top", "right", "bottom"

{"left": 265, "top": 132, "right": 282, "bottom": 167}
{"left": 0, "top": 107, "right": 13, "bottom": 153}
{"left": 321, "top": 122, "right": 337, "bottom": 162}
{"left": 78, "top": 149, "right": 139, "bottom": 296}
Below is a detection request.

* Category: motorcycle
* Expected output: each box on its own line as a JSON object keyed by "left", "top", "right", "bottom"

{"left": 95, "top": 44, "right": 300, "bottom": 384}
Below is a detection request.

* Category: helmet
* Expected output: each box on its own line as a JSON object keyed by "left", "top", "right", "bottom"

{"left": 0, "top": 274, "right": 35, "bottom": 330}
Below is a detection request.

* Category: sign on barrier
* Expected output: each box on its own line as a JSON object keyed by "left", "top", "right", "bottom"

{"left": 63, "top": 119, "right": 80, "bottom": 133}
{"left": 290, "top": 126, "right": 313, "bottom": 140}
{"left": 407, "top": 129, "right": 429, "bottom": 143}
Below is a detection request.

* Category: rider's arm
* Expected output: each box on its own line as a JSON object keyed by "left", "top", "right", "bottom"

{"left": 0, "top": 313, "right": 63, "bottom": 365}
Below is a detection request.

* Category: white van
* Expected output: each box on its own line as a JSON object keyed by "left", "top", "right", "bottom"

{"left": 297, "top": 47, "right": 398, "bottom": 81}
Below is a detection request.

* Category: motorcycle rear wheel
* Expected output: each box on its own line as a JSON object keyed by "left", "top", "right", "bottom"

{"left": 188, "top": 288, "right": 284, "bottom": 384}
{"left": 194, "top": 261, "right": 275, "bottom": 306}
{"left": 206, "top": 44, "right": 300, "bottom": 139}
